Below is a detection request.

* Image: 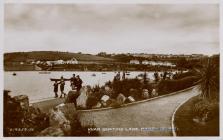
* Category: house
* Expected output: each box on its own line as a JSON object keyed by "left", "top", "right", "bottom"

{"left": 66, "top": 58, "right": 78, "bottom": 64}
{"left": 55, "top": 60, "right": 64, "bottom": 65}
{"left": 46, "top": 61, "right": 53, "bottom": 66}
{"left": 130, "top": 60, "right": 140, "bottom": 64}
{"left": 36, "top": 61, "right": 41, "bottom": 64}
{"left": 142, "top": 60, "right": 149, "bottom": 65}
{"left": 147, "top": 61, "right": 157, "bottom": 66}
{"left": 26, "top": 59, "right": 35, "bottom": 64}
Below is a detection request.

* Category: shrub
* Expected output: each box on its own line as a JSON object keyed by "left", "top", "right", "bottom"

{"left": 86, "top": 96, "right": 99, "bottom": 109}
{"left": 157, "top": 76, "right": 199, "bottom": 95}
{"left": 193, "top": 99, "right": 219, "bottom": 122}
{"left": 129, "top": 89, "right": 141, "bottom": 101}
{"left": 4, "top": 91, "right": 49, "bottom": 136}
{"left": 111, "top": 78, "right": 143, "bottom": 98}
{"left": 70, "top": 118, "right": 99, "bottom": 136}
{"left": 110, "top": 100, "right": 122, "bottom": 108}
{"left": 173, "top": 71, "right": 196, "bottom": 80}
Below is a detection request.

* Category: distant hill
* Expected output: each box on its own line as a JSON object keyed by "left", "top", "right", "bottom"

{"left": 4, "top": 51, "right": 115, "bottom": 62}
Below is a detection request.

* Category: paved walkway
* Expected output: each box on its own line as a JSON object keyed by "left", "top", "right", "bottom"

{"left": 79, "top": 86, "right": 200, "bottom": 136}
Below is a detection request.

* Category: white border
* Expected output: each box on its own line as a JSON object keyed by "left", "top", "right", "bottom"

{"left": 0, "top": 0, "right": 3, "bottom": 138}
{"left": 220, "top": 0, "right": 223, "bottom": 138}
{"left": 4, "top": 0, "right": 220, "bottom": 4}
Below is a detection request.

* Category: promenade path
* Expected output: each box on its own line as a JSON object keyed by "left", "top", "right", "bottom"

{"left": 78, "top": 86, "right": 200, "bottom": 136}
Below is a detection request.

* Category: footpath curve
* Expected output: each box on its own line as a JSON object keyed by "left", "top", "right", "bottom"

{"left": 78, "top": 86, "right": 200, "bottom": 136}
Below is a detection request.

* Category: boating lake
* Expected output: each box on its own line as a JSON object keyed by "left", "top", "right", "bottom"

{"left": 4, "top": 71, "right": 163, "bottom": 102}
{"left": 5, "top": 70, "right": 187, "bottom": 102}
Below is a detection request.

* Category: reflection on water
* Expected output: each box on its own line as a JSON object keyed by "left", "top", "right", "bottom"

{"left": 4, "top": 71, "right": 158, "bottom": 101}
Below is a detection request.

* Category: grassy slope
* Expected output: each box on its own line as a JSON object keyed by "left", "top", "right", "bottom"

{"left": 174, "top": 96, "right": 219, "bottom": 136}
{"left": 4, "top": 51, "right": 115, "bottom": 62}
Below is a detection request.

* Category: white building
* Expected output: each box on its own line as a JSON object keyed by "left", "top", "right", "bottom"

{"left": 130, "top": 60, "right": 140, "bottom": 64}
{"left": 142, "top": 60, "right": 149, "bottom": 65}
{"left": 46, "top": 61, "right": 53, "bottom": 66}
{"left": 66, "top": 58, "right": 78, "bottom": 64}
{"left": 143, "top": 61, "right": 176, "bottom": 67}
{"left": 55, "top": 60, "right": 64, "bottom": 65}
{"left": 36, "top": 61, "right": 41, "bottom": 64}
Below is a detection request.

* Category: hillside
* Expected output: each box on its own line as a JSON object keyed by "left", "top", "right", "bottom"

{"left": 4, "top": 51, "right": 115, "bottom": 62}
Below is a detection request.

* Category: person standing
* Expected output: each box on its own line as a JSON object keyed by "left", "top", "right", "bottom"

{"left": 117, "top": 72, "right": 121, "bottom": 81}
{"left": 60, "top": 76, "right": 66, "bottom": 98}
{"left": 75, "top": 75, "right": 83, "bottom": 92}
{"left": 70, "top": 74, "right": 77, "bottom": 90}
{"left": 122, "top": 71, "right": 125, "bottom": 80}
{"left": 154, "top": 71, "right": 159, "bottom": 82}
{"left": 163, "top": 71, "right": 167, "bottom": 80}
{"left": 53, "top": 81, "right": 59, "bottom": 98}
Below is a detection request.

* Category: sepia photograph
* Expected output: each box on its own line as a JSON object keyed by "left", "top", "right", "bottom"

{"left": 3, "top": 3, "right": 220, "bottom": 137}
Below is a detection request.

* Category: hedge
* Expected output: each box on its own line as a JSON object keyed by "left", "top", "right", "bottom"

{"left": 157, "top": 76, "right": 199, "bottom": 95}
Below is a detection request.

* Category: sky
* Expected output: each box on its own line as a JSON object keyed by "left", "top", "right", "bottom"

{"left": 4, "top": 4, "right": 219, "bottom": 55}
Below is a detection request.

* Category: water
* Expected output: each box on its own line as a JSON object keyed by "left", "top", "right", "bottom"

{"left": 4, "top": 71, "right": 160, "bottom": 102}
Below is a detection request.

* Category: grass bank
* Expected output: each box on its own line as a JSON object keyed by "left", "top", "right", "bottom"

{"left": 174, "top": 96, "right": 219, "bottom": 136}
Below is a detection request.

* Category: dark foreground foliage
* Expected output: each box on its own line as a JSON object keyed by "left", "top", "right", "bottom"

{"left": 3, "top": 91, "right": 49, "bottom": 137}
{"left": 174, "top": 96, "right": 219, "bottom": 136}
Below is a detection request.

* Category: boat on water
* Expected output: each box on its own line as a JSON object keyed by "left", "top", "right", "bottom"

{"left": 137, "top": 73, "right": 144, "bottom": 77}
{"left": 39, "top": 71, "right": 51, "bottom": 74}
{"left": 12, "top": 72, "right": 17, "bottom": 76}
{"left": 92, "top": 73, "right": 96, "bottom": 76}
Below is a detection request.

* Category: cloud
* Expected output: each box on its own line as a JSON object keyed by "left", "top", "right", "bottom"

{"left": 4, "top": 4, "right": 219, "bottom": 55}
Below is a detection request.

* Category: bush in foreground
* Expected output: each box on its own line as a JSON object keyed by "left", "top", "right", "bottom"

{"left": 157, "top": 76, "right": 199, "bottom": 95}
{"left": 174, "top": 96, "right": 219, "bottom": 136}
{"left": 193, "top": 99, "right": 219, "bottom": 123}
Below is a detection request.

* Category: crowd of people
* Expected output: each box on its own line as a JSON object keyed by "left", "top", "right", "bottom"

{"left": 53, "top": 74, "right": 83, "bottom": 98}
{"left": 153, "top": 71, "right": 176, "bottom": 82}
{"left": 52, "top": 71, "right": 178, "bottom": 100}
{"left": 113, "top": 71, "right": 127, "bottom": 81}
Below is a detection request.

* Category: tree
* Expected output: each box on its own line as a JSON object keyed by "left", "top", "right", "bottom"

{"left": 176, "top": 57, "right": 187, "bottom": 68}
{"left": 97, "top": 52, "right": 107, "bottom": 57}
{"left": 196, "top": 56, "right": 219, "bottom": 100}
